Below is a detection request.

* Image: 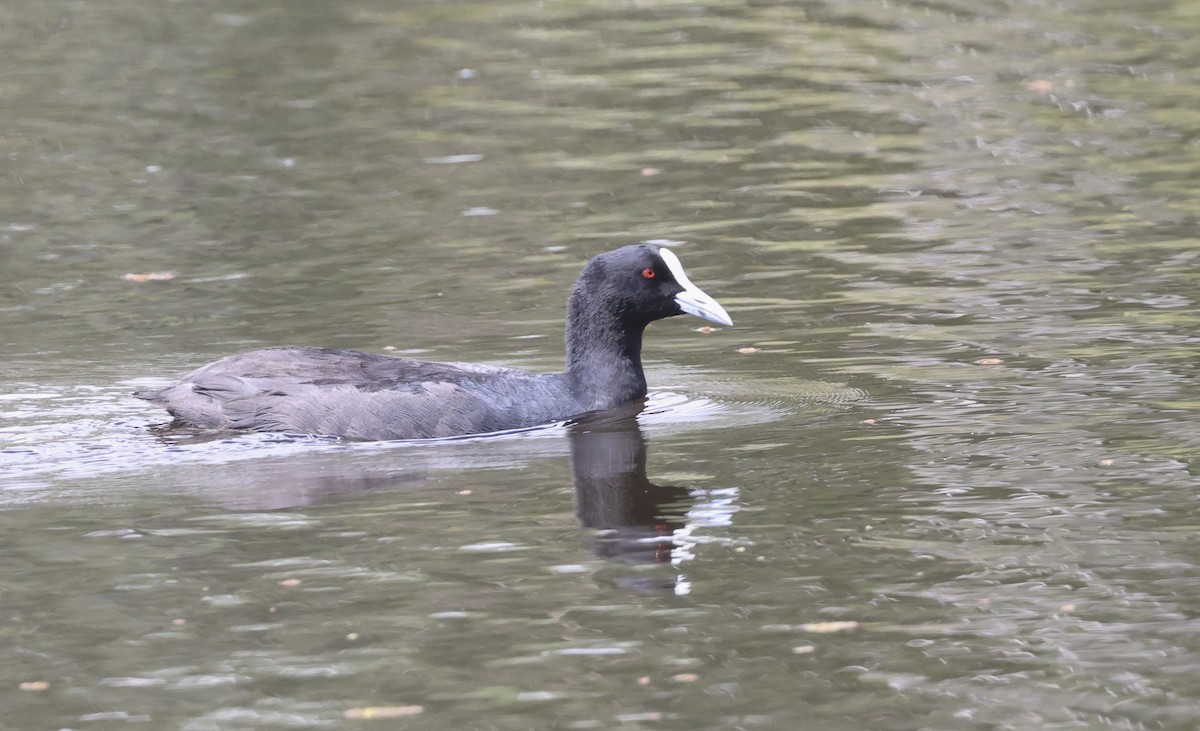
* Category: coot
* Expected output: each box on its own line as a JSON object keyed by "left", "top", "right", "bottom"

{"left": 135, "top": 245, "right": 732, "bottom": 440}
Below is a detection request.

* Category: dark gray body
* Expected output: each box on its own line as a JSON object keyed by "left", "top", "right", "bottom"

{"left": 135, "top": 245, "right": 731, "bottom": 441}
{"left": 136, "top": 347, "right": 588, "bottom": 440}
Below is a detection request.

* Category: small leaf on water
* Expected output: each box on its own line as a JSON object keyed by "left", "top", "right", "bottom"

{"left": 344, "top": 706, "right": 424, "bottom": 719}
{"left": 122, "top": 272, "right": 176, "bottom": 283}
{"left": 800, "top": 621, "right": 859, "bottom": 634}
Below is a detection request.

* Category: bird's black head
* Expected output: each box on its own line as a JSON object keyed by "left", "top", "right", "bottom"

{"left": 572, "top": 245, "right": 733, "bottom": 327}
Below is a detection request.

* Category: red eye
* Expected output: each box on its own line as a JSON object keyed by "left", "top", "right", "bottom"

{"left": 642, "top": 268, "right": 656, "bottom": 279}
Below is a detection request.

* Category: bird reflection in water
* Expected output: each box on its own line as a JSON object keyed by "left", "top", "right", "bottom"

{"left": 569, "top": 402, "right": 740, "bottom": 595}
{"left": 569, "top": 406, "right": 686, "bottom": 558}
{"left": 154, "top": 401, "right": 739, "bottom": 594}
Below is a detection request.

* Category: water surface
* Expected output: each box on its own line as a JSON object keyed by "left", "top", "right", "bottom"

{"left": 3, "top": 0, "right": 1200, "bottom": 729}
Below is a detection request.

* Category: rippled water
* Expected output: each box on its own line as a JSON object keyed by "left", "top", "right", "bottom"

{"left": 4, "top": 0, "right": 1200, "bottom": 729}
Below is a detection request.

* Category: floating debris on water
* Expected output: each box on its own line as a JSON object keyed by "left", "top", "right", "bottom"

{"left": 122, "top": 272, "right": 175, "bottom": 283}
{"left": 344, "top": 706, "right": 424, "bottom": 719}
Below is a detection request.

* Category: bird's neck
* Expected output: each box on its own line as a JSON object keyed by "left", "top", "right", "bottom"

{"left": 563, "top": 292, "right": 648, "bottom": 411}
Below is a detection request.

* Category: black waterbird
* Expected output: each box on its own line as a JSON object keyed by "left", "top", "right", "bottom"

{"left": 135, "top": 245, "right": 732, "bottom": 440}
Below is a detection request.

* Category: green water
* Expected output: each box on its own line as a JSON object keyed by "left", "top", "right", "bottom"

{"left": 3, "top": 0, "right": 1200, "bottom": 728}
